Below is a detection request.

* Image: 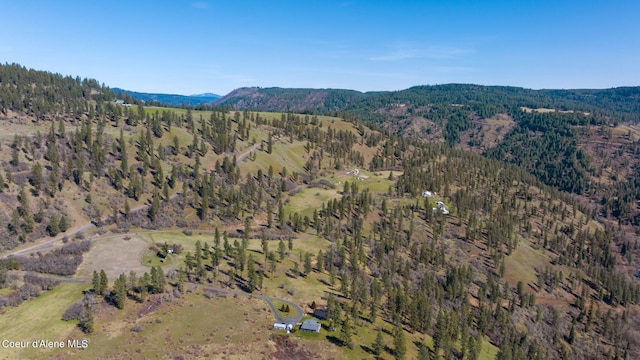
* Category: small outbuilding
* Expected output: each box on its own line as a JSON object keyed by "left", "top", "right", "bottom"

{"left": 433, "top": 201, "right": 450, "bottom": 215}
{"left": 300, "top": 319, "right": 322, "bottom": 333}
{"left": 274, "top": 323, "right": 293, "bottom": 331}
{"left": 313, "top": 308, "right": 328, "bottom": 320}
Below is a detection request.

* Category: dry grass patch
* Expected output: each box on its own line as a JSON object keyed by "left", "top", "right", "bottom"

{"left": 45, "top": 291, "right": 274, "bottom": 359}
{"left": 503, "top": 238, "right": 550, "bottom": 288}
{"left": 76, "top": 234, "right": 151, "bottom": 280}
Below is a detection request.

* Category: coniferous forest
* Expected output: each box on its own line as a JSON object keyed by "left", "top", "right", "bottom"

{"left": 1, "top": 63, "right": 640, "bottom": 359}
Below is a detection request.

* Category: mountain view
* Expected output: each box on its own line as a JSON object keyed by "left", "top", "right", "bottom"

{"left": 111, "top": 88, "right": 220, "bottom": 107}
{"left": 2, "top": 1, "right": 640, "bottom": 360}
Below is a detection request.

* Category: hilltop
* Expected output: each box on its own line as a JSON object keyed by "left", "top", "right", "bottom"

{"left": 112, "top": 87, "right": 220, "bottom": 107}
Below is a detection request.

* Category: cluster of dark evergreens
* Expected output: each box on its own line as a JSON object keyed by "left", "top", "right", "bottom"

{"left": 0, "top": 63, "right": 112, "bottom": 116}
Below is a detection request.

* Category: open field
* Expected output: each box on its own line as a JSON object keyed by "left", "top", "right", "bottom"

{"left": 42, "top": 290, "right": 276, "bottom": 359}
{"left": 503, "top": 238, "right": 549, "bottom": 288}
{"left": 76, "top": 234, "right": 151, "bottom": 280}
{"left": 0, "top": 283, "right": 87, "bottom": 360}
{"left": 284, "top": 186, "right": 340, "bottom": 219}
{"left": 238, "top": 140, "right": 308, "bottom": 175}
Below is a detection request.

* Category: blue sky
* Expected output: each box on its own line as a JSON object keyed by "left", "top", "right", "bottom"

{"left": 1, "top": 1, "right": 639, "bottom": 95}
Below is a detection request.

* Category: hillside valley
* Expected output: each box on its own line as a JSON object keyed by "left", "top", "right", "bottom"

{"left": 0, "top": 63, "right": 639, "bottom": 359}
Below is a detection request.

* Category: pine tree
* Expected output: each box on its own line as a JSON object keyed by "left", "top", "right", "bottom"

{"left": 99, "top": 269, "right": 108, "bottom": 295}
{"left": 9, "top": 210, "right": 20, "bottom": 235}
{"left": 373, "top": 329, "right": 384, "bottom": 356}
{"left": 149, "top": 190, "right": 160, "bottom": 221}
{"left": 247, "top": 255, "right": 257, "bottom": 292}
{"left": 18, "top": 186, "right": 30, "bottom": 217}
{"left": 393, "top": 321, "right": 407, "bottom": 360}
{"left": 124, "top": 198, "right": 130, "bottom": 218}
{"left": 340, "top": 315, "right": 354, "bottom": 348}
{"left": 199, "top": 191, "right": 208, "bottom": 219}
{"left": 58, "top": 215, "right": 68, "bottom": 232}
{"left": 30, "top": 162, "right": 43, "bottom": 195}
{"left": 417, "top": 342, "right": 430, "bottom": 360}
{"left": 92, "top": 270, "right": 100, "bottom": 293}
{"left": 113, "top": 273, "right": 127, "bottom": 309}
{"left": 47, "top": 215, "right": 59, "bottom": 236}
{"left": 317, "top": 250, "right": 324, "bottom": 272}
{"left": 81, "top": 306, "right": 94, "bottom": 333}
{"left": 278, "top": 240, "right": 286, "bottom": 260}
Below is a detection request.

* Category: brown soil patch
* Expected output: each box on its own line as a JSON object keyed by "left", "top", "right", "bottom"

{"left": 76, "top": 234, "right": 150, "bottom": 280}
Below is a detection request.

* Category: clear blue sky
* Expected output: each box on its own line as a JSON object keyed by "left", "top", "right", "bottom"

{"left": 2, "top": 1, "right": 639, "bottom": 95}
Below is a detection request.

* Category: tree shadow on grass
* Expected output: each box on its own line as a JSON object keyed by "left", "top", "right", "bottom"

{"left": 326, "top": 335, "right": 343, "bottom": 347}
{"left": 360, "top": 344, "right": 376, "bottom": 355}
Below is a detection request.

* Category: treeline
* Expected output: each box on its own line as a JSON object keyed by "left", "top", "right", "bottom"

{"left": 0, "top": 63, "right": 113, "bottom": 117}
{"left": 215, "top": 83, "right": 640, "bottom": 124}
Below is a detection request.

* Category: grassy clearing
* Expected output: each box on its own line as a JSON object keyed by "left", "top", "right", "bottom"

{"left": 44, "top": 290, "right": 273, "bottom": 359}
{"left": 0, "top": 283, "right": 86, "bottom": 360}
{"left": 504, "top": 238, "right": 549, "bottom": 288}
{"left": 141, "top": 106, "right": 213, "bottom": 119}
{"left": 285, "top": 186, "right": 340, "bottom": 219}
{"left": 271, "top": 299, "right": 300, "bottom": 319}
{"left": 76, "top": 234, "right": 151, "bottom": 280}
{"left": 480, "top": 339, "right": 499, "bottom": 359}
{"left": 239, "top": 140, "right": 307, "bottom": 175}
{"left": 332, "top": 169, "right": 395, "bottom": 194}
{"left": 291, "top": 316, "right": 436, "bottom": 360}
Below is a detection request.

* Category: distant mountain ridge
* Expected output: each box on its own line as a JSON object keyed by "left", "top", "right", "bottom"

{"left": 112, "top": 87, "right": 220, "bottom": 106}
{"left": 211, "top": 87, "right": 366, "bottom": 113}
{"left": 211, "top": 84, "right": 640, "bottom": 121}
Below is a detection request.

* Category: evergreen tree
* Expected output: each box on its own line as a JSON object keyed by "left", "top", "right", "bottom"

{"left": 149, "top": 190, "right": 160, "bottom": 221}
{"left": 81, "top": 306, "right": 94, "bottom": 333}
{"left": 373, "top": 329, "right": 384, "bottom": 357}
{"left": 112, "top": 273, "right": 127, "bottom": 309}
{"left": 393, "top": 321, "right": 407, "bottom": 360}
{"left": 99, "top": 269, "right": 108, "bottom": 295}
{"left": 247, "top": 255, "right": 257, "bottom": 292}
{"left": 340, "top": 315, "right": 354, "bottom": 348}
{"left": 47, "top": 215, "right": 59, "bottom": 236}
{"left": 30, "top": 162, "right": 43, "bottom": 195}
{"left": 417, "top": 342, "right": 430, "bottom": 360}
{"left": 92, "top": 270, "right": 100, "bottom": 293}
{"left": 58, "top": 215, "right": 68, "bottom": 232}
{"left": 317, "top": 250, "right": 324, "bottom": 272}
{"left": 278, "top": 239, "right": 286, "bottom": 260}
{"left": 124, "top": 198, "right": 130, "bottom": 218}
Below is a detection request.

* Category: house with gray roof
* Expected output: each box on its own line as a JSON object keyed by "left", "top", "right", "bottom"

{"left": 300, "top": 319, "right": 321, "bottom": 333}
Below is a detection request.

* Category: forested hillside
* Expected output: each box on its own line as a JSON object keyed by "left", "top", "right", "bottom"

{"left": 1, "top": 63, "right": 640, "bottom": 359}
{"left": 112, "top": 87, "right": 220, "bottom": 107}
{"left": 215, "top": 84, "right": 640, "bottom": 228}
